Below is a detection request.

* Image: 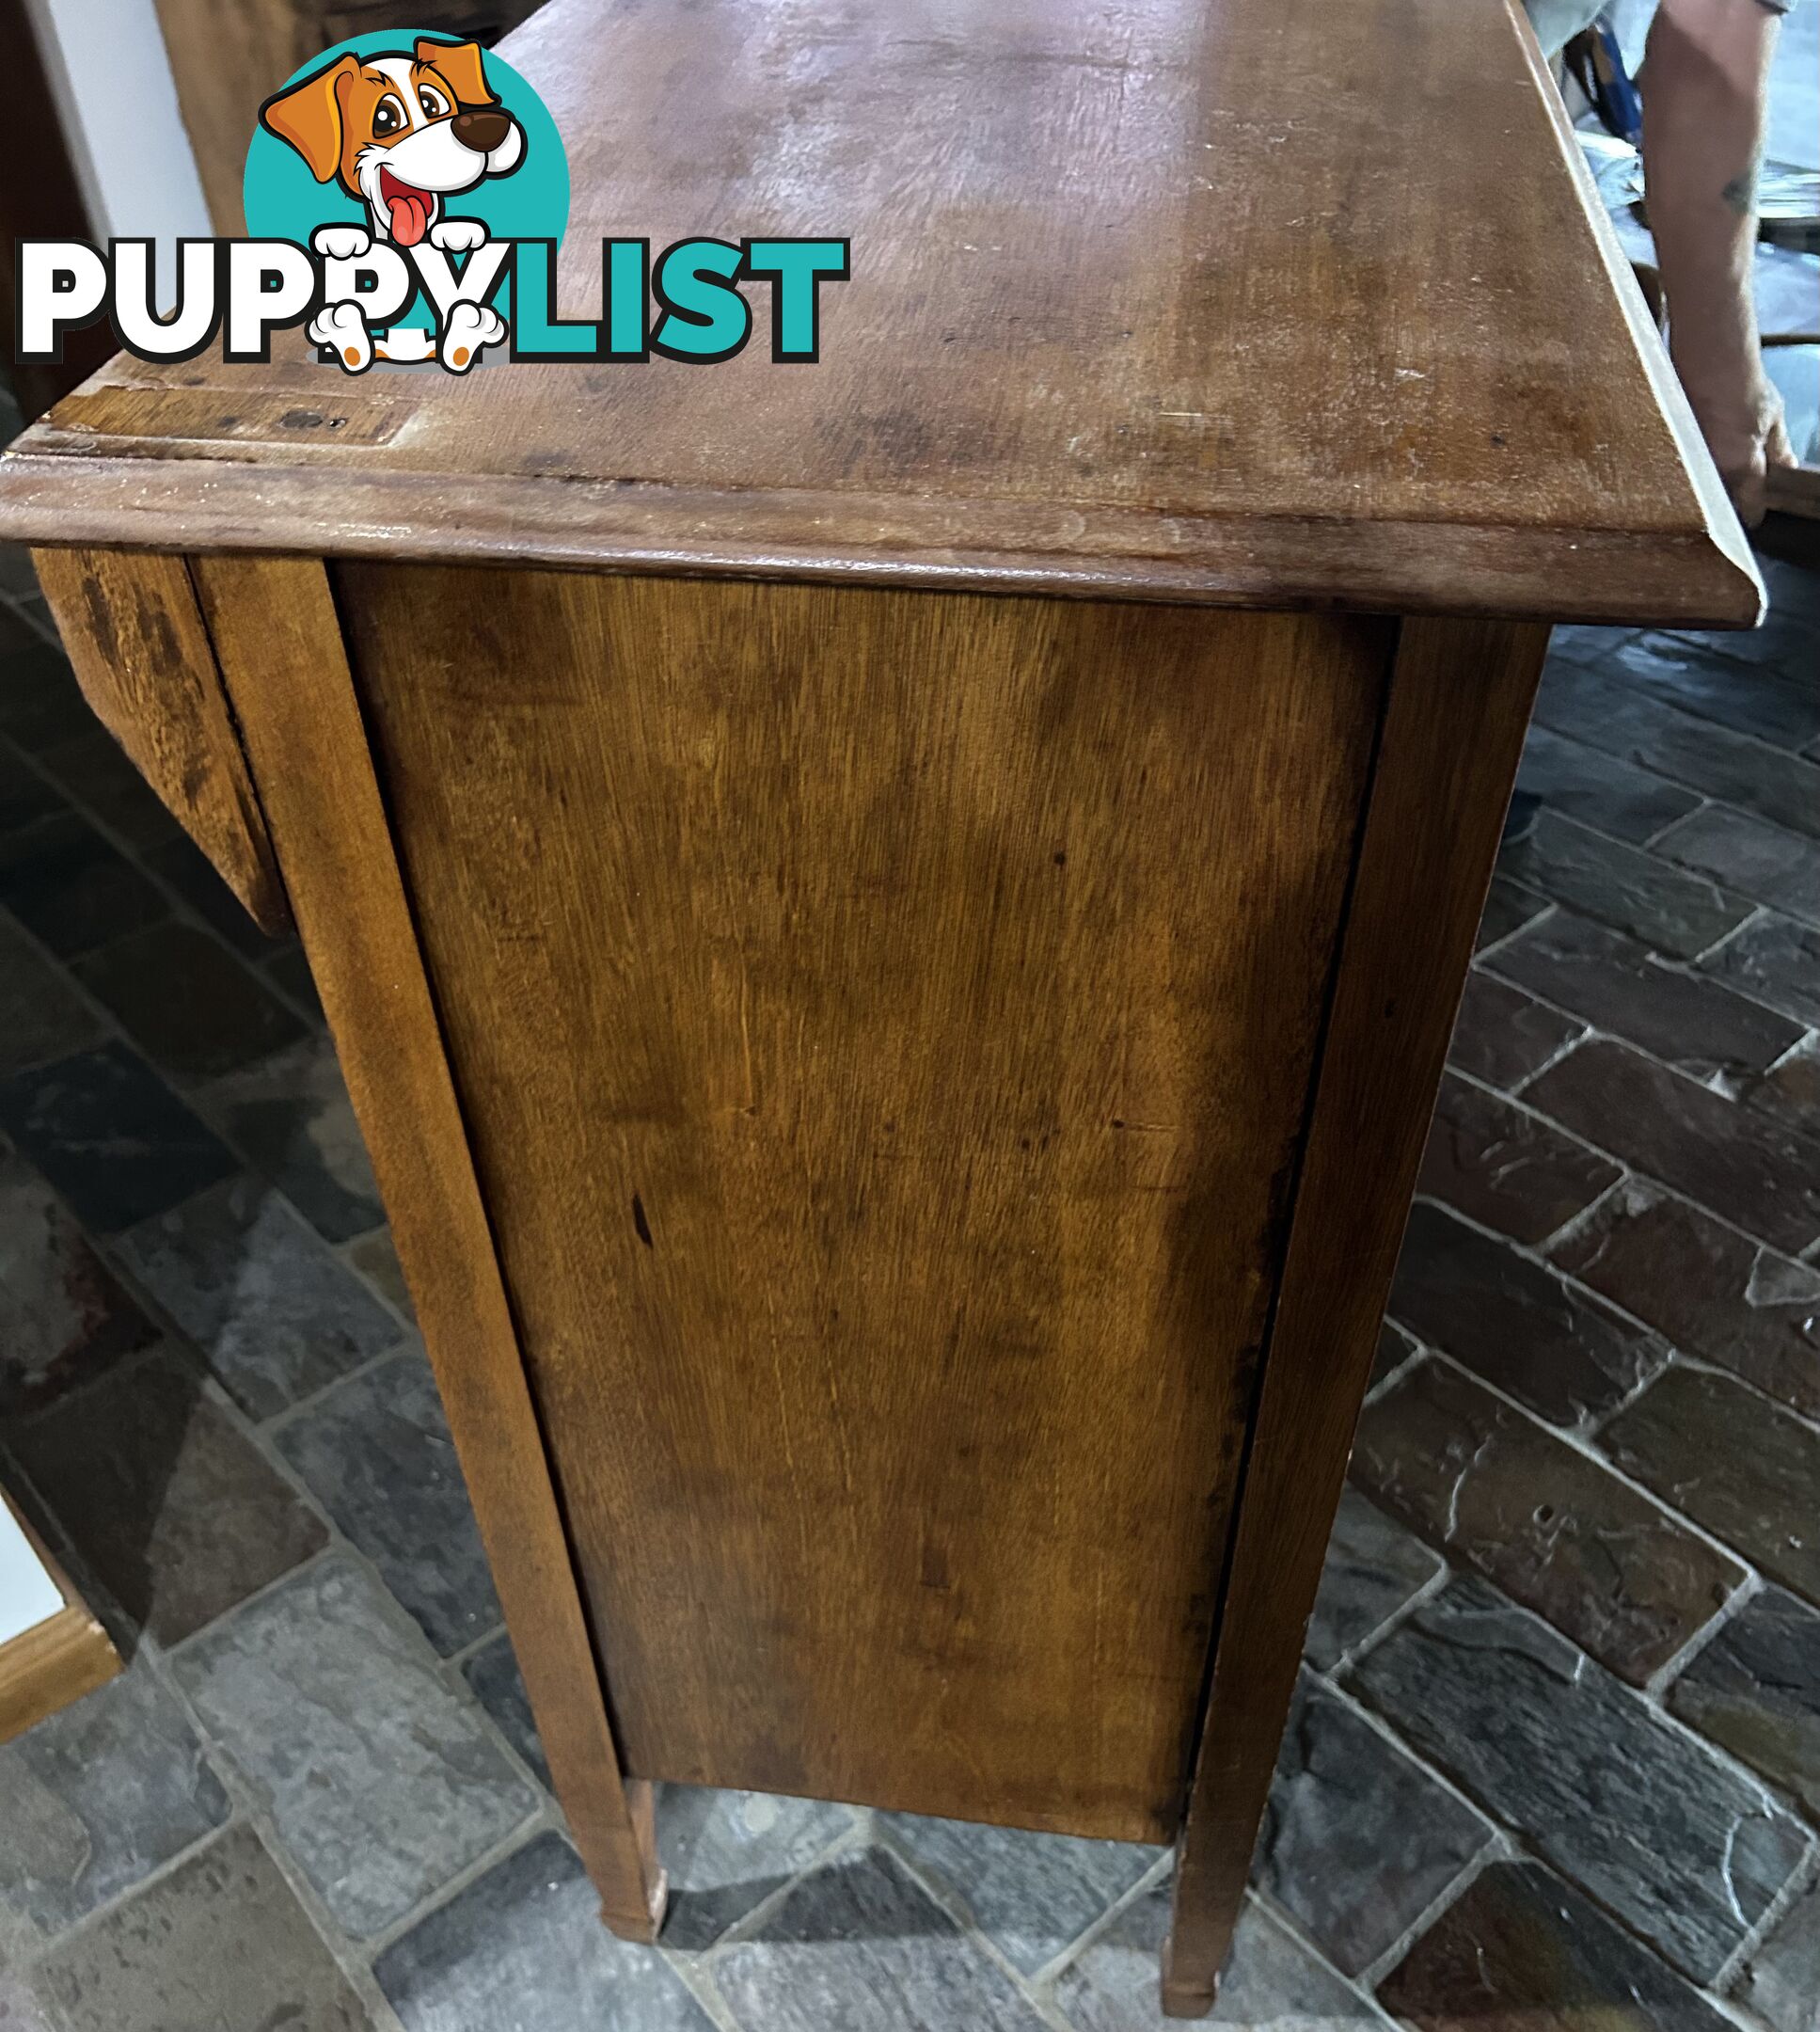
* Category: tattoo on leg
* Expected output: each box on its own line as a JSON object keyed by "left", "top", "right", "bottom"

{"left": 1721, "top": 154, "right": 1764, "bottom": 216}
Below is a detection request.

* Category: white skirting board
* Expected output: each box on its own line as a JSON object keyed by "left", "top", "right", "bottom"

{"left": 0, "top": 1496, "right": 62, "bottom": 1647}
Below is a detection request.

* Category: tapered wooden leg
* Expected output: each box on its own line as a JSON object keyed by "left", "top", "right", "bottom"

{"left": 1162, "top": 617, "right": 1548, "bottom": 2008}
{"left": 189, "top": 551, "right": 669, "bottom": 1941}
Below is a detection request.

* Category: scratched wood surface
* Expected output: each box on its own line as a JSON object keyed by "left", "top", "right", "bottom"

{"left": 339, "top": 560, "right": 1390, "bottom": 1836}
{"left": 30, "top": 547, "right": 291, "bottom": 934}
{"left": 0, "top": 0, "right": 1756, "bottom": 622}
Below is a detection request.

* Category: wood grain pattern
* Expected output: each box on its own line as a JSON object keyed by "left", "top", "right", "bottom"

{"left": 337, "top": 562, "right": 1391, "bottom": 1839}
{"left": 189, "top": 552, "right": 665, "bottom": 1939}
{"left": 30, "top": 547, "right": 290, "bottom": 935}
{"left": 0, "top": 0, "right": 1757, "bottom": 624}
{"left": 1162, "top": 616, "right": 1549, "bottom": 2014}
{"left": 0, "top": 1488, "right": 120, "bottom": 1745}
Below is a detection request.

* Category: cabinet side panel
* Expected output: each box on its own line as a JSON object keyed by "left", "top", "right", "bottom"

{"left": 340, "top": 564, "right": 1390, "bottom": 1841}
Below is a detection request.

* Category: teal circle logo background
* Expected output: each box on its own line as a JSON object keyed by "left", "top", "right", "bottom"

{"left": 243, "top": 32, "right": 568, "bottom": 248}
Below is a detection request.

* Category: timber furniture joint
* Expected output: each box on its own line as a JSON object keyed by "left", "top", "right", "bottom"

{"left": 0, "top": 0, "right": 1759, "bottom": 2012}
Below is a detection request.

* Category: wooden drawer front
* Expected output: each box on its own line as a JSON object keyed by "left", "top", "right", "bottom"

{"left": 340, "top": 564, "right": 1388, "bottom": 1841}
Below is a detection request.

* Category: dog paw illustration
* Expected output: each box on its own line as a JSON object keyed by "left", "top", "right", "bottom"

{"left": 429, "top": 218, "right": 488, "bottom": 254}
{"left": 308, "top": 301, "right": 372, "bottom": 373}
{"left": 311, "top": 224, "right": 372, "bottom": 261}
{"left": 439, "top": 301, "right": 507, "bottom": 373}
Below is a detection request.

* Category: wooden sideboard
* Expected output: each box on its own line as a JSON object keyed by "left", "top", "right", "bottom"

{"left": 0, "top": 0, "right": 1758, "bottom": 2010}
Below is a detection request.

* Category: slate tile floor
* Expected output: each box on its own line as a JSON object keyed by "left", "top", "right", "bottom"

{"left": 0, "top": 527, "right": 1818, "bottom": 2032}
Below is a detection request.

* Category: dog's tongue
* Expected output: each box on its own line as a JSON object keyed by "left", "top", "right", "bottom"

{"left": 388, "top": 188, "right": 431, "bottom": 246}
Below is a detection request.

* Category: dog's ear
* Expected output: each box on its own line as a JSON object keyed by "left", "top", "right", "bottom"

{"left": 260, "top": 54, "right": 357, "bottom": 182}
{"left": 416, "top": 37, "right": 495, "bottom": 107}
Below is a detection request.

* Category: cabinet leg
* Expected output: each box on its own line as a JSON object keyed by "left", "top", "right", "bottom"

{"left": 1159, "top": 1928, "right": 1220, "bottom": 2018}
{"left": 594, "top": 1776, "right": 669, "bottom": 1942}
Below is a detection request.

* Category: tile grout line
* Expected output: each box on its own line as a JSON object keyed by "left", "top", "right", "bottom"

{"left": 1389, "top": 1349, "right": 1820, "bottom": 1832}
{"left": 1416, "top": 1342, "right": 1787, "bottom": 1590}
{"left": 1351, "top": 1833, "right": 1511, "bottom": 1997}
{"left": 1476, "top": 905, "right": 1811, "bottom": 1049}
{"left": 1710, "top": 1836, "right": 1820, "bottom": 2004}
{"left": 1401, "top": 1174, "right": 1820, "bottom": 1447}
{"left": 1642, "top": 1570, "right": 1765, "bottom": 1703}
{"left": 861, "top": 1816, "right": 1082, "bottom": 2032}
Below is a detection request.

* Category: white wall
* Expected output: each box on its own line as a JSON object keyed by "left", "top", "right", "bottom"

{"left": 25, "top": 0, "right": 211, "bottom": 272}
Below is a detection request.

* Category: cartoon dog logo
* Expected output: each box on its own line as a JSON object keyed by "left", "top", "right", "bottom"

{"left": 259, "top": 38, "right": 520, "bottom": 368}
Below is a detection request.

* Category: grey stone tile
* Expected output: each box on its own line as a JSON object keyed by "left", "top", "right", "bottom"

{"left": 1389, "top": 1202, "right": 1669, "bottom": 1427}
{"left": 1702, "top": 911, "right": 1820, "bottom": 1028}
{"left": 115, "top": 1176, "right": 400, "bottom": 1421}
{"left": 171, "top": 1556, "right": 537, "bottom": 1938}
{"left": 878, "top": 1810, "right": 1159, "bottom": 1976}
{"left": 0, "top": 594, "right": 40, "bottom": 657}
{"left": 1543, "top": 626, "right": 1638, "bottom": 672}
{"left": 1416, "top": 1073, "right": 1618, "bottom": 1245}
{"left": 1600, "top": 631, "right": 1820, "bottom": 749}
{"left": 664, "top": 1786, "right": 857, "bottom": 1950}
{"left": 264, "top": 945, "right": 326, "bottom": 1024}
{"left": 0, "top": 1043, "right": 236, "bottom": 1234}
{"left": 1534, "top": 659, "right": 1820, "bottom": 842}
{"left": 0, "top": 645, "right": 99, "bottom": 753}
{"left": 0, "top": 913, "right": 104, "bottom": 1077}
{"left": 714, "top": 1845, "right": 1052, "bottom": 2032}
{"left": 1497, "top": 810, "right": 1749, "bottom": 960}
{"left": 1353, "top": 1359, "right": 1741, "bottom": 1684}
{"left": 1490, "top": 908, "right": 1802, "bottom": 1083}
{"left": 142, "top": 833, "right": 284, "bottom": 959}
{"left": 374, "top": 1832, "right": 714, "bottom": 2032}
{"left": 1446, "top": 969, "right": 1581, "bottom": 1091}
{"left": 0, "top": 1662, "right": 229, "bottom": 1935}
{"left": 1669, "top": 1587, "right": 1820, "bottom": 1819}
{"left": 0, "top": 813, "right": 166, "bottom": 958}
{"left": 1305, "top": 1487, "right": 1442, "bottom": 1671}
{"left": 1728, "top": 1871, "right": 1820, "bottom": 2032}
{"left": 348, "top": 1228, "right": 415, "bottom": 1323}
{"left": 1347, "top": 1576, "right": 1810, "bottom": 1982}
{"left": 1368, "top": 1319, "right": 1417, "bottom": 1389}
{"left": 1513, "top": 723, "right": 1700, "bottom": 844}
{"left": 275, "top": 1349, "right": 499, "bottom": 1656}
{"left": 463, "top": 1632, "right": 549, "bottom": 1790}
{"left": 0, "top": 742, "right": 64, "bottom": 836}
{"left": 1550, "top": 1177, "right": 1820, "bottom": 1420}
{"left": 197, "top": 1034, "right": 382, "bottom": 1243}
{"left": 1601, "top": 1366, "right": 1820, "bottom": 1605}
{"left": 0, "top": 1151, "right": 155, "bottom": 1417}
{"left": 1375, "top": 1858, "right": 1733, "bottom": 2032}
{"left": 0, "top": 543, "right": 37, "bottom": 599}
{"left": 72, "top": 922, "right": 305, "bottom": 1087}
{"left": 8, "top": 1349, "right": 326, "bottom": 1646}
{"left": 1656, "top": 804, "right": 1820, "bottom": 925}
{"left": 1474, "top": 875, "right": 1550, "bottom": 954}
{"left": 1746, "top": 1033, "right": 1820, "bottom": 1135}
{"left": 1052, "top": 1882, "right": 1386, "bottom": 2030}
{"left": 0, "top": 1969, "right": 55, "bottom": 2031}
{"left": 1252, "top": 1673, "right": 1491, "bottom": 1978}
{"left": 1527, "top": 1039, "right": 1820, "bottom": 1256}
{"left": 35, "top": 729, "right": 183, "bottom": 851}
{"left": 28, "top": 1822, "right": 371, "bottom": 2032}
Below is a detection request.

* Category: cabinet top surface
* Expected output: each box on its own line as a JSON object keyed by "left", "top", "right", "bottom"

{"left": 0, "top": 0, "right": 1759, "bottom": 622}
